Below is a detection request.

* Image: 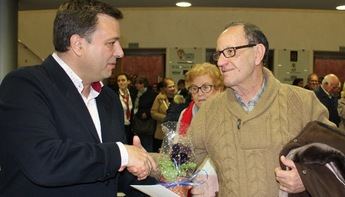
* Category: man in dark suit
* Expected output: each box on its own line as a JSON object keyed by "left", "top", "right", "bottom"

{"left": 0, "top": 0, "right": 156, "bottom": 196}
{"left": 314, "top": 73, "right": 341, "bottom": 126}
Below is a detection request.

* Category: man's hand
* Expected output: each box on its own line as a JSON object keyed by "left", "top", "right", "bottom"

{"left": 124, "top": 136, "right": 157, "bottom": 180}
{"left": 275, "top": 156, "right": 305, "bottom": 193}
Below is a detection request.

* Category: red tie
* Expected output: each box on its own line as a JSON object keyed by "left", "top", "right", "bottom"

{"left": 121, "top": 94, "right": 131, "bottom": 120}
{"left": 91, "top": 82, "right": 102, "bottom": 93}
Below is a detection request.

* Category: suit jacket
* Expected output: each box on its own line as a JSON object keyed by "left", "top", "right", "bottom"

{"left": 0, "top": 55, "right": 127, "bottom": 196}
{"left": 314, "top": 87, "right": 340, "bottom": 126}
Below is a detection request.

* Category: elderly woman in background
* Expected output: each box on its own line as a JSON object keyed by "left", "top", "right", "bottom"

{"left": 338, "top": 82, "right": 345, "bottom": 130}
{"left": 178, "top": 63, "right": 224, "bottom": 133}
{"left": 151, "top": 78, "right": 176, "bottom": 152}
{"left": 175, "top": 62, "right": 224, "bottom": 197}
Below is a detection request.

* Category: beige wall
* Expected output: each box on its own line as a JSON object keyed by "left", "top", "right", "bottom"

{"left": 18, "top": 7, "right": 345, "bottom": 66}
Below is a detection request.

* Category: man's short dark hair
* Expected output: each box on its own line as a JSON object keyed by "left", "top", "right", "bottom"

{"left": 135, "top": 76, "right": 149, "bottom": 87}
{"left": 53, "top": 0, "right": 123, "bottom": 52}
{"left": 225, "top": 22, "right": 269, "bottom": 65}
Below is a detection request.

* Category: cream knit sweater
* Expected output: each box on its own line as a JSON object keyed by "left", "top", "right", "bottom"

{"left": 189, "top": 68, "right": 334, "bottom": 197}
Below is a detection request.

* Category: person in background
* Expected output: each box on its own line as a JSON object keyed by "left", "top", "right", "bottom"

{"left": 176, "top": 63, "right": 224, "bottom": 197}
{"left": 292, "top": 78, "right": 304, "bottom": 88}
{"left": 304, "top": 73, "right": 319, "bottom": 90}
{"left": 127, "top": 73, "right": 137, "bottom": 95}
{"left": 132, "top": 76, "right": 157, "bottom": 152}
{"left": 314, "top": 74, "right": 341, "bottom": 126}
{"left": 152, "top": 82, "right": 158, "bottom": 93}
{"left": 177, "top": 79, "right": 190, "bottom": 101}
{"left": 151, "top": 78, "right": 176, "bottom": 152}
{"left": 163, "top": 95, "right": 190, "bottom": 122}
{"left": 107, "top": 72, "right": 118, "bottom": 92}
{"left": 334, "top": 81, "right": 342, "bottom": 98}
{"left": 156, "top": 81, "right": 165, "bottom": 94}
{"left": 178, "top": 63, "right": 224, "bottom": 131}
{"left": 116, "top": 73, "right": 135, "bottom": 144}
{"left": 164, "top": 79, "right": 191, "bottom": 123}
{"left": 338, "top": 82, "right": 345, "bottom": 130}
{"left": 188, "top": 22, "right": 334, "bottom": 196}
{"left": 0, "top": 0, "right": 156, "bottom": 196}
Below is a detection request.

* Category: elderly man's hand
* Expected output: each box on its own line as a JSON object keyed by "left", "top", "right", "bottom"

{"left": 124, "top": 136, "right": 157, "bottom": 180}
{"left": 275, "top": 156, "right": 305, "bottom": 193}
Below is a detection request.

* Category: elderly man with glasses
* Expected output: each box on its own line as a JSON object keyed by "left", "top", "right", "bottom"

{"left": 188, "top": 22, "right": 335, "bottom": 197}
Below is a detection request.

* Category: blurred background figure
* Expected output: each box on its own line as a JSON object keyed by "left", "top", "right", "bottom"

{"left": 338, "top": 82, "right": 345, "bottom": 130}
{"left": 152, "top": 82, "right": 158, "bottom": 94}
{"left": 314, "top": 73, "right": 341, "bottom": 126}
{"left": 151, "top": 78, "right": 176, "bottom": 152}
{"left": 156, "top": 81, "right": 165, "bottom": 94}
{"left": 116, "top": 73, "right": 135, "bottom": 144}
{"left": 132, "top": 76, "right": 157, "bottom": 152}
{"left": 107, "top": 72, "right": 118, "bottom": 92}
{"left": 163, "top": 78, "right": 192, "bottom": 123}
{"left": 304, "top": 73, "right": 319, "bottom": 90}
{"left": 292, "top": 78, "right": 304, "bottom": 87}
{"left": 176, "top": 79, "right": 190, "bottom": 101}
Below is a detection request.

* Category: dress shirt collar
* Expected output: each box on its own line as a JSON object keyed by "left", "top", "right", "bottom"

{"left": 119, "top": 88, "right": 130, "bottom": 96}
{"left": 52, "top": 52, "right": 103, "bottom": 97}
{"left": 235, "top": 77, "right": 266, "bottom": 112}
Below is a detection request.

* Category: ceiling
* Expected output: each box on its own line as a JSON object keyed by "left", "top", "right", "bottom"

{"left": 18, "top": 0, "right": 345, "bottom": 11}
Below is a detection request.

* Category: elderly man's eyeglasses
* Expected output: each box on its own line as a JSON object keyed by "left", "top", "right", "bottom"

{"left": 212, "top": 44, "right": 257, "bottom": 61}
{"left": 188, "top": 84, "right": 214, "bottom": 94}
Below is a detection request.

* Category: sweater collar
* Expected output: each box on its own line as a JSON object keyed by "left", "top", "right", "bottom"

{"left": 225, "top": 67, "right": 280, "bottom": 118}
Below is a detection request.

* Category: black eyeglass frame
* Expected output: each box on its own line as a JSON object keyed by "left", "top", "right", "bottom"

{"left": 188, "top": 84, "right": 214, "bottom": 94}
{"left": 212, "top": 43, "right": 257, "bottom": 61}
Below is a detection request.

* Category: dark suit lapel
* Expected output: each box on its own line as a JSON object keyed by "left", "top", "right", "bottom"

{"left": 42, "top": 55, "right": 101, "bottom": 143}
{"left": 97, "top": 89, "right": 126, "bottom": 143}
{"left": 96, "top": 95, "right": 113, "bottom": 142}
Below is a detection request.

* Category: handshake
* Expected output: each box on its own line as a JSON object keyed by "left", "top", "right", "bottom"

{"left": 122, "top": 136, "right": 157, "bottom": 180}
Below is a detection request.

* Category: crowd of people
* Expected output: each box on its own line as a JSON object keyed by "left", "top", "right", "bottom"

{"left": 292, "top": 73, "right": 344, "bottom": 129}
{"left": 0, "top": 0, "right": 345, "bottom": 197}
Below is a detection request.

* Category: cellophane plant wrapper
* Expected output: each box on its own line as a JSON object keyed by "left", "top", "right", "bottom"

{"left": 158, "top": 121, "right": 197, "bottom": 187}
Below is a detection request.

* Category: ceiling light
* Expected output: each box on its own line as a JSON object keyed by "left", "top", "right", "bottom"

{"left": 336, "top": 5, "right": 345, "bottom": 10}
{"left": 176, "top": 2, "right": 192, "bottom": 8}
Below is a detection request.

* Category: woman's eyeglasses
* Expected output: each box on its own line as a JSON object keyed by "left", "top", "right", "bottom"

{"left": 188, "top": 84, "right": 214, "bottom": 94}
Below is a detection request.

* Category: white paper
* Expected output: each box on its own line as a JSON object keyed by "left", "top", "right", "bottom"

{"left": 131, "top": 184, "right": 179, "bottom": 197}
{"left": 198, "top": 158, "right": 217, "bottom": 176}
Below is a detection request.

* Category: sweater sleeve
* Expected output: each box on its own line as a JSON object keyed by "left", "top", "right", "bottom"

{"left": 286, "top": 86, "right": 336, "bottom": 128}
